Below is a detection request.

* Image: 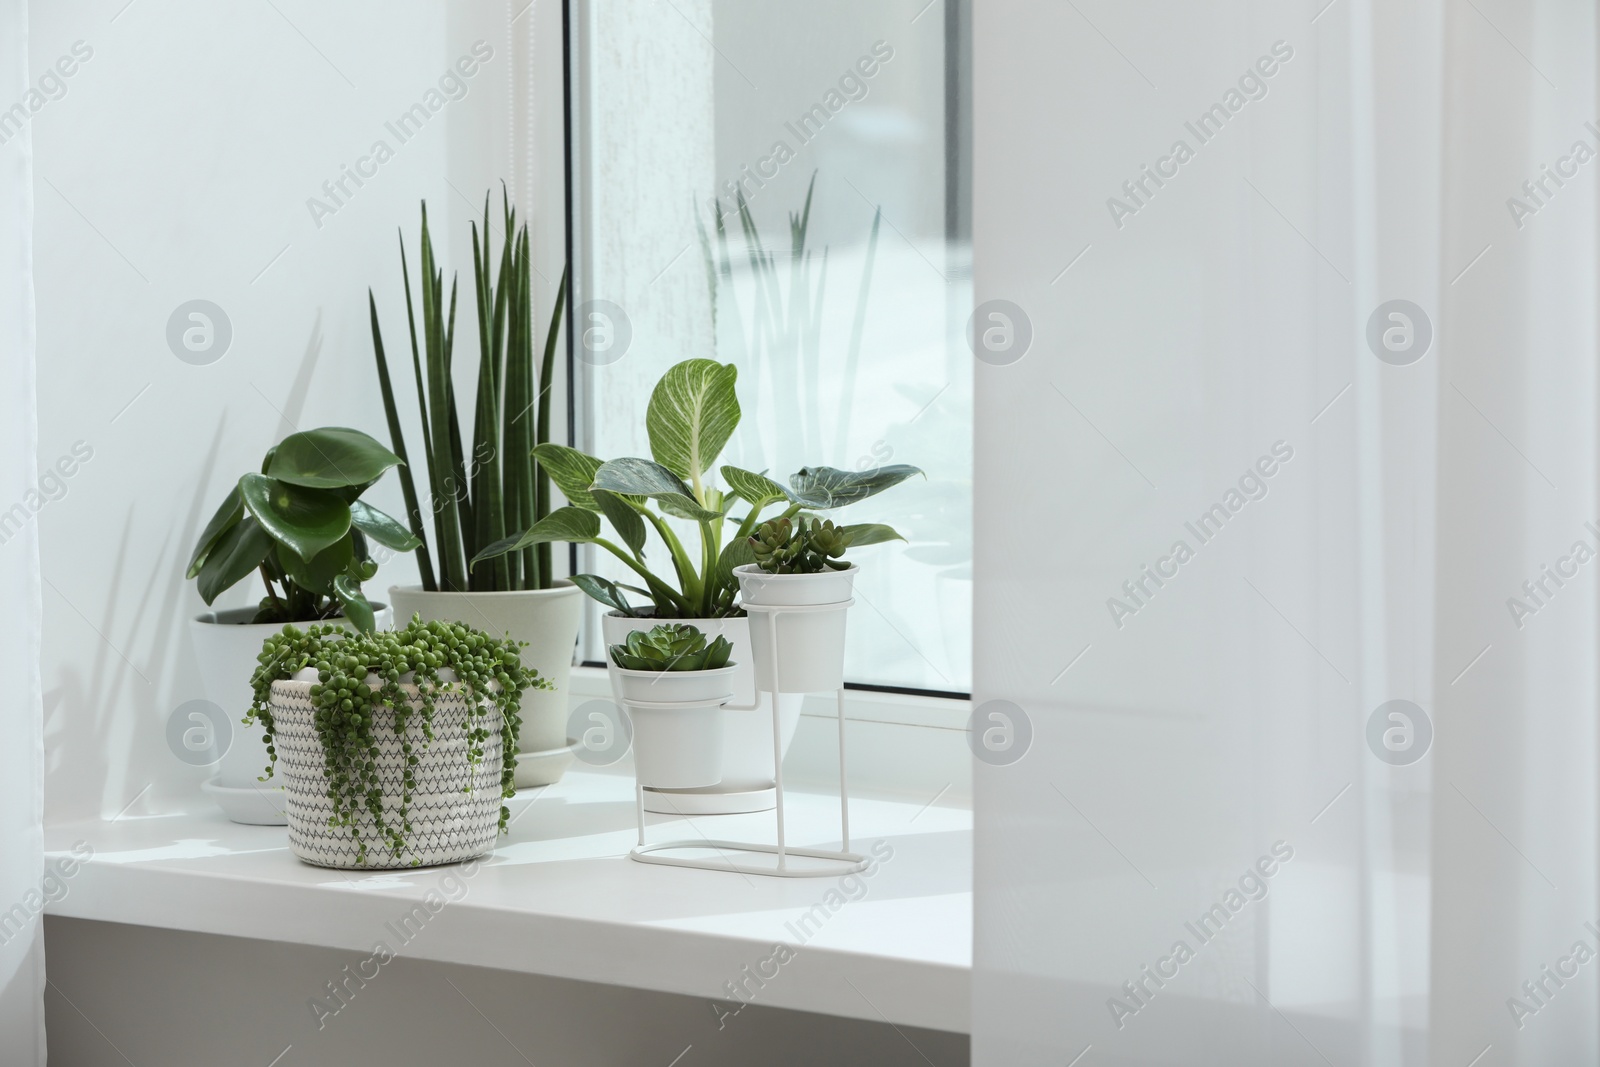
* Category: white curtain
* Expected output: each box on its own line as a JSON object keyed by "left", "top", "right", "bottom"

{"left": 0, "top": 0, "right": 46, "bottom": 1062}
{"left": 973, "top": 0, "right": 1596, "bottom": 1063}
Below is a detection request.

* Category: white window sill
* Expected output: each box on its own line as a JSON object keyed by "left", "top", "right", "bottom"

{"left": 44, "top": 681, "right": 972, "bottom": 1032}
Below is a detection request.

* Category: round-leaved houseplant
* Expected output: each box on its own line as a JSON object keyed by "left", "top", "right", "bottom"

{"left": 187, "top": 426, "right": 416, "bottom": 824}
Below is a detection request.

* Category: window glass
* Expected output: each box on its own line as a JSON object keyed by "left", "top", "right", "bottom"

{"left": 572, "top": 0, "right": 970, "bottom": 693}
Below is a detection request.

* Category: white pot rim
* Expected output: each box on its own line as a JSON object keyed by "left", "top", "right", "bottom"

{"left": 732, "top": 563, "right": 859, "bottom": 579}
{"left": 611, "top": 664, "right": 741, "bottom": 680}
{"left": 602, "top": 608, "right": 743, "bottom": 621}
{"left": 388, "top": 580, "right": 579, "bottom": 599}
{"left": 193, "top": 603, "right": 390, "bottom": 627}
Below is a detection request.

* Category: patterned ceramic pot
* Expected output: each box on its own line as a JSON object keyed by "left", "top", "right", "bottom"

{"left": 268, "top": 678, "right": 505, "bottom": 869}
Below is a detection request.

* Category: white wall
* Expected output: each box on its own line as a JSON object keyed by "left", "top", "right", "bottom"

{"left": 30, "top": 0, "right": 566, "bottom": 823}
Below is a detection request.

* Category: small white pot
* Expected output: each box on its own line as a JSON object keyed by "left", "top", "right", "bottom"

{"left": 190, "top": 603, "right": 392, "bottom": 823}
{"left": 614, "top": 665, "right": 737, "bottom": 789}
{"left": 390, "top": 582, "right": 583, "bottom": 787}
{"left": 600, "top": 612, "right": 804, "bottom": 811}
{"left": 734, "top": 564, "right": 856, "bottom": 694}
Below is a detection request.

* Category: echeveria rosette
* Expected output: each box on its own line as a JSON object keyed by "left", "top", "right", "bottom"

{"left": 186, "top": 427, "right": 419, "bottom": 631}
{"left": 608, "top": 623, "right": 734, "bottom": 672}
{"left": 246, "top": 616, "right": 547, "bottom": 867}
{"left": 472, "top": 358, "right": 923, "bottom": 618}
{"left": 750, "top": 516, "right": 861, "bottom": 574}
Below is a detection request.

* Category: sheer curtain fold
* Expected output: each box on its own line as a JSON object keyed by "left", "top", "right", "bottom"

{"left": 0, "top": 0, "right": 46, "bottom": 1062}
{"left": 973, "top": 1, "right": 1598, "bottom": 1063}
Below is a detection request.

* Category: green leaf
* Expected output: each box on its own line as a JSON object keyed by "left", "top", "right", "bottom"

{"left": 593, "top": 457, "right": 722, "bottom": 521}
{"left": 470, "top": 506, "right": 600, "bottom": 567}
{"left": 839, "top": 523, "right": 906, "bottom": 547}
{"left": 349, "top": 500, "right": 423, "bottom": 552}
{"left": 531, "top": 443, "right": 604, "bottom": 511}
{"left": 570, "top": 574, "right": 636, "bottom": 616}
{"left": 187, "top": 484, "right": 243, "bottom": 578}
{"left": 331, "top": 573, "right": 375, "bottom": 633}
{"left": 592, "top": 489, "right": 646, "bottom": 556}
{"left": 265, "top": 427, "right": 403, "bottom": 489}
{"left": 645, "top": 359, "right": 740, "bottom": 482}
{"left": 239, "top": 473, "right": 352, "bottom": 561}
{"left": 195, "top": 516, "right": 273, "bottom": 604}
{"left": 714, "top": 535, "right": 755, "bottom": 588}
{"left": 720, "top": 466, "right": 787, "bottom": 511}
{"left": 785, "top": 464, "right": 925, "bottom": 509}
{"left": 279, "top": 536, "right": 355, "bottom": 597}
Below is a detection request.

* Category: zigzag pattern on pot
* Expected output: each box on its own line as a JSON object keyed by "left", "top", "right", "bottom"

{"left": 270, "top": 680, "right": 505, "bottom": 870}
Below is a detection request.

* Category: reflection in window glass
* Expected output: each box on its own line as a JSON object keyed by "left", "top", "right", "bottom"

{"left": 573, "top": 0, "right": 970, "bottom": 692}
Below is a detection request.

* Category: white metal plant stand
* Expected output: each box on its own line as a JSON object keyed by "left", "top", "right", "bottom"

{"left": 626, "top": 598, "right": 867, "bottom": 878}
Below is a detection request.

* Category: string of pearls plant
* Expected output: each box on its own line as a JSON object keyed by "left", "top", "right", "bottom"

{"left": 248, "top": 617, "right": 545, "bottom": 865}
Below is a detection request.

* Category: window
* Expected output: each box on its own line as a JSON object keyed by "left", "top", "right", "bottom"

{"left": 567, "top": 0, "right": 971, "bottom": 694}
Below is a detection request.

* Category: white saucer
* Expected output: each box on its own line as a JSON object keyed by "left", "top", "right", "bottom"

{"left": 514, "top": 738, "right": 581, "bottom": 789}
{"left": 201, "top": 777, "right": 289, "bottom": 826}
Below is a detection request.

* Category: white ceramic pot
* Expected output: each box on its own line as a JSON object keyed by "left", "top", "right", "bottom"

{"left": 389, "top": 583, "right": 582, "bottom": 788}
{"left": 734, "top": 564, "right": 856, "bottom": 694}
{"left": 601, "top": 612, "right": 803, "bottom": 813}
{"left": 189, "top": 603, "right": 392, "bottom": 824}
{"left": 614, "top": 665, "right": 738, "bottom": 789}
{"left": 270, "top": 674, "right": 504, "bottom": 869}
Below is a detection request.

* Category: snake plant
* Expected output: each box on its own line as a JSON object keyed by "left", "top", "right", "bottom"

{"left": 609, "top": 623, "right": 733, "bottom": 672}
{"left": 368, "top": 190, "right": 566, "bottom": 593}
{"left": 470, "top": 358, "right": 919, "bottom": 618}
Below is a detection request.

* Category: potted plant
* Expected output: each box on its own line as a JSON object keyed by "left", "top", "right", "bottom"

{"left": 186, "top": 427, "right": 416, "bottom": 824}
{"left": 609, "top": 624, "right": 737, "bottom": 789}
{"left": 247, "top": 617, "right": 541, "bottom": 868}
{"left": 473, "top": 358, "right": 918, "bottom": 810}
{"left": 734, "top": 517, "right": 876, "bottom": 695}
{"left": 368, "top": 191, "right": 581, "bottom": 788}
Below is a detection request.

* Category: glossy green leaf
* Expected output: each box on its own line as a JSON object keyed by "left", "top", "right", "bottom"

{"left": 531, "top": 443, "right": 604, "bottom": 511}
{"left": 331, "top": 573, "right": 375, "bottom": 633}
{"left": 592, "top": 489, "right": 646, "bottom": 556}
{"left": 785, "top": 464, "right": 925, "bottom": 509}
{"left": 195, "top": 516, "right": 273, "bottom": 605}
{"left": 265, "top": 427, "right": 403, "bottom": 489}
{"left": 714, "top": 535, "right": 755, "bottom": 588}
{"left": 187, "top": 484, "right": 243, "bottom": 579}
{"left": 645, "top": 359, "right": 740, "bottom": 481}
{"left": 593, "top": 458, "right": 722, "bottom": 521}
{"left": 470, "top": 506, "right": 600, "bottom": 568}
{"left": 720, "top": 466, "right": 787, "bottom": 511}
{"left": 838, "top": 523, "right": 906, "bottom": 547}
{"left": 570, "top": 574, "right": 636, "bottom": 616}
{"left": 349, "top": 500, "right": 423, "bottom": 551}
{"left": 278, "top": 536, "right": 355, "bottom": 597}
{"left": 239, "top": 473, "right": 352, "bottom": 561}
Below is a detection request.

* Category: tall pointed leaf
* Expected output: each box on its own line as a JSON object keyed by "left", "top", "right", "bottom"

{"left": 369, "top": 289, "right": 434, "bottom": 589}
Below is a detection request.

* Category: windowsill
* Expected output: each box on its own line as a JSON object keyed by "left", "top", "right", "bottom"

{"left": 43, "top": 683, "right": 973, "bottom": 1031}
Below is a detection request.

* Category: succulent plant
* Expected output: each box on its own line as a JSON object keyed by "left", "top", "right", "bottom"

{"left": 750, "top": 517, "right": 862, "bottom": 575}
{"left": 609, "top": 623, "right": 734, "bottom": 672}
